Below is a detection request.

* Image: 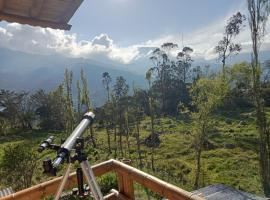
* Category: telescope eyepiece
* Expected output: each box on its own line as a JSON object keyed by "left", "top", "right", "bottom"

{"left": 43, "top": 158, "right": 56, "bottom": 176}
{"left": 38, "top": 136, "right": 54, "bottom": 152}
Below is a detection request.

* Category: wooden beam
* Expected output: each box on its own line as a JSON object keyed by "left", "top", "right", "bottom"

{"left": 117, "top": 172, "right": 134, "bottom": 199}
{"left": 29, "top": 0, "right": 44, "bottom": 18}
{"left": 0, "top": 12, "right": 71, "bottom": 30}
{"left": 58, "top": 0, "right": 84, "bottom": 22}
{"left": 112, "top": 160, "right": 205, "bottom": 200}
{"left": 0, "top": 0, "right": 6, "bottom": 11}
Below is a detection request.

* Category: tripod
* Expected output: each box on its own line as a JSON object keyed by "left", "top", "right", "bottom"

{"left": 54, "top": 138, "right": 103, "bottom": 200}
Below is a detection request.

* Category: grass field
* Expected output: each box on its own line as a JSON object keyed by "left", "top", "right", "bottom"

{"left": 0, "top": 108, "right": 265, "bottom": 198}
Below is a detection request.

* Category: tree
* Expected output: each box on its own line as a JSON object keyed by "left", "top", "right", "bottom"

{"left": 0, "top": 143, "right": 37, "bottom": 191}
{"left": 176, "top": 46, "right": 194, "bottom": 83}
{"left": 77, "top": 80, "right": 82, "bottom": 117}
{"left": 0, "top": 90, "right": 35, "bottom": 131}
{"left": 215, "top": 12, "right": 246, "bottom": 75}
{"left": 227, "top": 62, "right": 253, "bottom": 107}
{"left": 132, "top": 87, "right": 146, "bottom": 168}
{"left": 102, "top": 72, "right": 112, "bottom": 102}
{"left": 80, "top": 69, "right": 96, "bottom": 148}
{"left": 190, "top": 77, "right": 228, "bottom": 189}
{"left": 31, "top": 88, "right": 66, "bottom": 130}
{"left": 247, "top": 0, "right": 270, "bottom": 196}
{"left": 113, "top": 76, "right": 129, "bottom": 156}
{"left": 102, "top": 72, "right": 113, "bottom": 154}
{"left": 146, "top": 69, "right": 156, "bottom": 171}
{"left": 63, "top": 69, "right": 75, "bottom": 133}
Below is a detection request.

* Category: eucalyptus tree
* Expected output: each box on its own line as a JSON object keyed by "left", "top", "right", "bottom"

{"left": 76, "top": 80, "right": 82, "bottom": 117}
{"left": 176, "top": 46, "right": 194, "bottom": 83}
{"left": 150, "top": 42, "right": 180, "bottom": 114}
{"left": 80, "top": 69, "right": 96, "bottom": 147}
{"left": 102, "top": 72, "right": 112, "bottom": 154}
{"left": 190, "top": 77, "right": 228, "bottom": 189}
{"left": 247, "top": 0, "right": 270, "bottom": 196}
{"left": 146, "top": 69, "right": 157, "bottom": 171}
{"left": 63, "top": 69, "right": 75, "bottom": 133}
{"left": 215, "top": 12, "right": 246, "bottom": 75}
{"left": 113, "top": 76, "right": 129, "bottom": 156}
{"left": 102, "top": 72, "right": 112, "bottom": 102}
{"left": 132, "top": 86, "right": 148, "bottom": 168}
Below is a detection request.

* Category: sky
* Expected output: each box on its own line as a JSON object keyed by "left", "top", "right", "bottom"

{"left": 0, "top": 0, "right": 269, "bottom": 73}
{"left": 69, "top": 0, "right": 244, "bottom": 45}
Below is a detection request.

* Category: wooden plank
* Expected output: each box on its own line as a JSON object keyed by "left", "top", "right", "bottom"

{"left": 117, "top": 172, "right": 134, "bottom": 199}
{"left": 104, "top": 193, "right": 117, "bottom": 200}
{"left": 29, "top": 0, "right": 44, "bottom": 18}
{"left": 58, "top": 0, "right": 83, "bottom": 23}
{"left": 110, "top": 189, "right": 132, "bottom": 200}
{"left": 0, "top": 160, "right": 114, "bottom": 200}
{"left": 112, "top": 160, "right": 204, "bottom": 200}
{"left": 0, "top": 12, "right": 71, "bottom": 30}
{"left": 0, "top": 0, "right": 5, "bottom": 11}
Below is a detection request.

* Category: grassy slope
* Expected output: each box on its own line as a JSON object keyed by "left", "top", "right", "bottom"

{"left": 0, "top": 108, "right": 265, "bottom": 197}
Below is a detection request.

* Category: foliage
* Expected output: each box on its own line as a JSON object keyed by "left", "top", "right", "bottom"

{"left": 0, "top": 142, "right": 37, "bottom": 191}
{"left": 189, "top": 76, "right": 228, "bottom": 189}
{"left": 215, "top": 12, "right": 246, "bottom": 73}
{"left": 97, "top": 173, "right": 118, "bottom": 195}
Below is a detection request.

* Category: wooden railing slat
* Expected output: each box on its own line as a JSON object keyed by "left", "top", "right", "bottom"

{"left": 111, "top": 160, "right": 204, "bottom": 200}
{"left": 0, "top": 160, "right": 114, "bottom": 200}
{"left": 0, "top": 159, "right": 204, "bottom": 200}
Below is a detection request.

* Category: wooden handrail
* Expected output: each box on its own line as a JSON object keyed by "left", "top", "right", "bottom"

{"left": 0, "top": 159, "right": 204, "bottom": 200}
{"left": 111, "top": 160, "right": 203, "bottom": 200}
{"left": 0, "top": 160, "right": 114, "bottom": 200}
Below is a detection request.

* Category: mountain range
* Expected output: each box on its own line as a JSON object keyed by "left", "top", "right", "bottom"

{"left": 0, "top": 46, "right": 269, "bottom": 106}
{"left": 0, "top": 47, "right": 147, "bottom": 106}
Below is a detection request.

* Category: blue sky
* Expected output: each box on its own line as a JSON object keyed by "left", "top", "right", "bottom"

{"left": 69, "top": 0, "right": 244, "bottom": 45}
{"left": 0, "top": 0, "right": 269, "bottom": 74}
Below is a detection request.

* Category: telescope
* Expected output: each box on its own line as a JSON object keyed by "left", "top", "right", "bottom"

{"left": 38, "top": 112, "right": 103, "bottom": 200}
{"left": 40, "top": 112, "right": 95, "bottom": 174}
{"left": 51, "top": 111, "right": 95, "bottom": 169}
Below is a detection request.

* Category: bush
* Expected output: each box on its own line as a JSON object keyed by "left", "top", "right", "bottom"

{"left": 98, "top": 173, "right": 118, "bottom": 195}
{"left": 0, "top": 142, "right": 38, "bottom": 191}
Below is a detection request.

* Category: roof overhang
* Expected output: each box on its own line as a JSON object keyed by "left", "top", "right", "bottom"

{"left": 0, "top": 0, "right": 83, "bottom": 30}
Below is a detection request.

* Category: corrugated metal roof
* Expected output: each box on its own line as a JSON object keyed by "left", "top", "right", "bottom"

{"left": 0, "top": 0, "right": 83, "bottom": 30}
{"left": 192, "top": 184, "right": 269, "bottom": 200}
{"left": 0, "top": 187, "right": 13, "bottom": 197}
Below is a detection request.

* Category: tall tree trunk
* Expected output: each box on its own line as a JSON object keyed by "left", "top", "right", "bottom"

{"left": 136, "top": 119, "right": 143, "bottom": 169}
{"left": 114, "top": 123, "right": 117, "bottom": 158}
{"left": 90, "top": 125, "right": 96, "bottom": 148}
{"left": 248, "top": 1, "right": 270, "bottom": 195}
{"left": 106, "top": 126, "right": 111, "bottom": 154}
{"left": 194, "top": 122, "right": 206, "bottom": 190}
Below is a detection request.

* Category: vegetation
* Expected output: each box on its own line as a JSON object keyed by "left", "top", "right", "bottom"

{"left": 0, "top": 1, "right": 270, "bottom": 199}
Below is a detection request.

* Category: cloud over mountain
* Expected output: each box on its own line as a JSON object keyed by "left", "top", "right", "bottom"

{"left": 0, "top": 7, "right": 269, "bottom": 68}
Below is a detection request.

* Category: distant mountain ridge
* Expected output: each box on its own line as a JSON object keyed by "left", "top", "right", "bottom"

{"left": 0, "top": 47, "right": 146, "bottom": 107}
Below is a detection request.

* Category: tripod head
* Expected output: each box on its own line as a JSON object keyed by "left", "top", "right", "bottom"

{"left": 38, "top": 112, "right": 95, "bottom": 175}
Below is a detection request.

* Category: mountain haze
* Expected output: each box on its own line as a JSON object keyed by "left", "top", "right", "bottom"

{"left": 0, "top": 48, "right": 146, "bottom": 106}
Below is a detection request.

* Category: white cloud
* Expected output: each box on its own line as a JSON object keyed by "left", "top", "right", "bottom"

{"left": 0, "top": 23, "right": 140, "bottom": 64}
{"left": 0, "top": 8, "right": 270, "bottom": 67}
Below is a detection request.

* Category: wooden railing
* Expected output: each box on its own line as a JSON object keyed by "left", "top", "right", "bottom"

{"left": 0, "top": 159, "right": 204, "bottom": 200}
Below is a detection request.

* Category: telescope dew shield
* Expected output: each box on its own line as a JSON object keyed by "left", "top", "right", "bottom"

{"left": 52, "top": 112, "right": 95, "bottom": 169}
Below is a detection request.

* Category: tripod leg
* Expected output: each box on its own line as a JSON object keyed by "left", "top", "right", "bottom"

{"left": 80, "top": 160, "right": 104, "bottom": 200}
{"left": 54, "top": 163, "right": 72, "bottom": 200}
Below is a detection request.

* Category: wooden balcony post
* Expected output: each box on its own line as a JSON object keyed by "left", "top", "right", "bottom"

{"left": 117, "top": 171, "right": 134, "bottom": 200}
